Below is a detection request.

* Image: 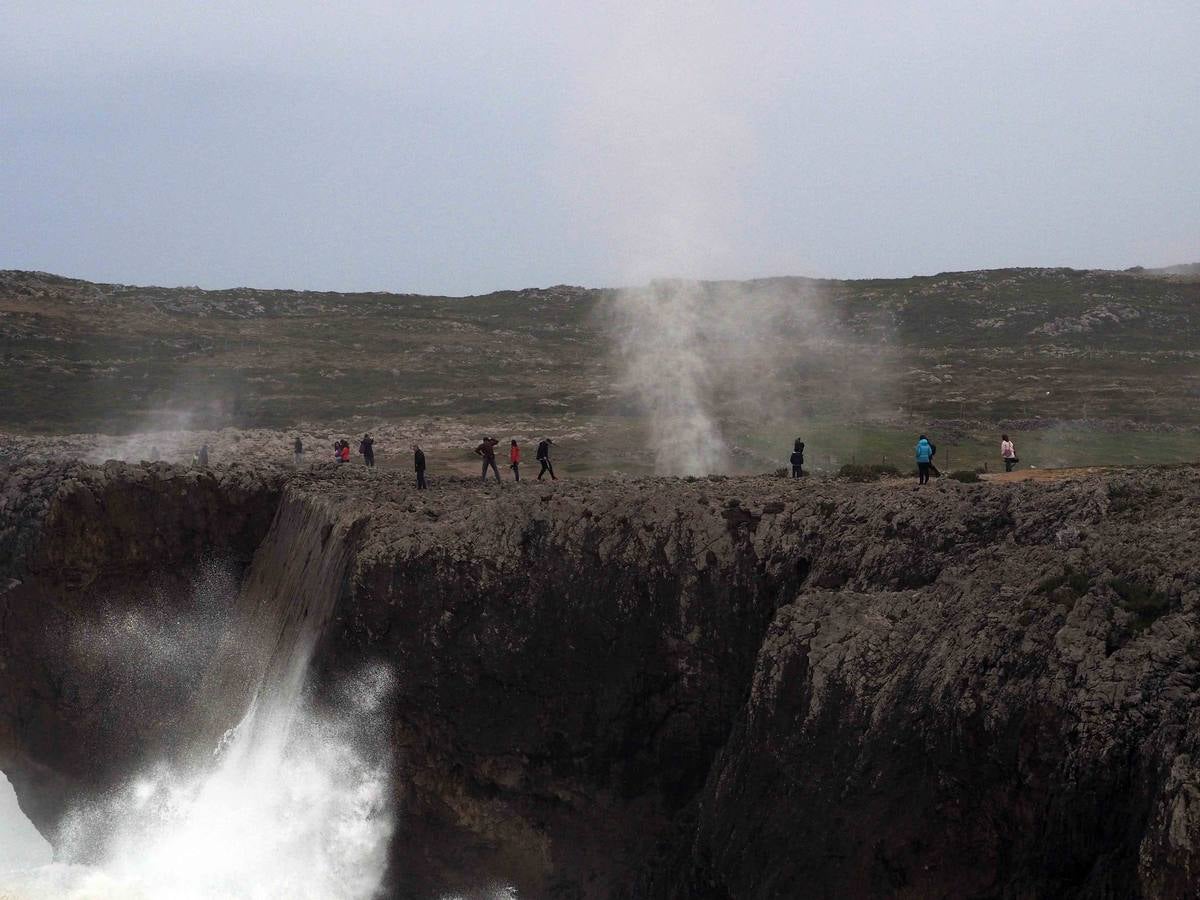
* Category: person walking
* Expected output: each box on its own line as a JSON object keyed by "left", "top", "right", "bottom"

{"left": 790, "top": 439, "right": 805, "bottom": 478}
{"left": 476, "top": 437, "right": 501, "bottom": 482}
{"left": 1001, "top": 434, "right": 1018, "bottom": 472}
{"left": 915, "top": 434, "right": 933, "bottom": 485}
{"left": 509, "top": 439, "right": 521, "bottom": 481}
{"left": 294, "top": 436, "right": 304, "bottom": 466}
{"left": 536, "top": 438, "right": 556, "bottom": 480}
{"left": 413, "top": 443, "right": 427, "bottom": 490}
{"left": 359, "top": 433, "right": 375, "bottom": 467}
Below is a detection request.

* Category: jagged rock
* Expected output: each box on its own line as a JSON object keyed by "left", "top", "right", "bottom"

{"left": 2, "top": 463, "right": 1200, "bottom": 897}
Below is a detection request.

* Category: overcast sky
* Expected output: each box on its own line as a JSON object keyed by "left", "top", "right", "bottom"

{"left": 2, "top": 1, "right": 1197, "bottom": 294}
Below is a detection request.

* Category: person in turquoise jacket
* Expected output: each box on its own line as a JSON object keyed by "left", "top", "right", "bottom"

{"left": 915, "top": 435, "right": 934, "bottom": 485}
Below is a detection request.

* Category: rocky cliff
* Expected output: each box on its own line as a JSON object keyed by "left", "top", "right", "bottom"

{"left": 3, "top": 462, "right": 1199, "bottom": 897}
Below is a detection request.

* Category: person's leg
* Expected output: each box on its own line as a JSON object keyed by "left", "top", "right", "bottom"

{"left": 548, "top": 460, "right": 556, "bottom": 480}
{"left": 538, "top": 460, "right": 548, "bottom": 480}
{"left": 512, "top": 463, "right": 520, "bottom": 481}
{"left": 490, "top": 460, "right": 501, "bottom": 482}
{"left": 482, "top": 458, "right": 489, "bottom": 480}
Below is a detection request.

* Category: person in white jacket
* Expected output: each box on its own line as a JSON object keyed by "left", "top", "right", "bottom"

{"left": 1001, "top": 434, "right": 1018, "bottom": 472}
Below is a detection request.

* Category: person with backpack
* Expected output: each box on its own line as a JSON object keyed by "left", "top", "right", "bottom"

{"left": 790, "top": 439, "right": 805, "bottom": 478}
{"left": 413, "top": 443, "right": 427, "bottom": 490}
{"left": 509, "top": 439, "right": 521, "bottom": 481}
{"left": 536, "top": 438, "right": 556, "bottom": 480}
{"left": 915, "top": 434, "right": 934, "bottom": 485}
{"left": 476, "top": 437, "right": 501, "bottom": 482}
{"left": 359, "top": 433, "right": 375, "bottom": 467}
{"left": 1001, "top": 434, "right": 1018, "bottom": 472}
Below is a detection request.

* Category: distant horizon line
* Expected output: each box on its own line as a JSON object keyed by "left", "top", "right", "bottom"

{"left": 2, "top": 261, "right": 1197, "bottom": 299}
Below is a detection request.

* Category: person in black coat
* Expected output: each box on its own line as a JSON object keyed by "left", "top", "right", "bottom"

{"left": 536, "top": 438, "right": 556, "bottom": 481}
{"left": 790, "top": 439, "right": 805, "bottom": 478}
{"left": 412, "top": 444, "right": 427, "bottom": 490}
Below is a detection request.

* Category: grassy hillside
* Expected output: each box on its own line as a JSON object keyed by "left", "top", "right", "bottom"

{"left": 1, "top": 267, "right": 1197, "bottom": 471}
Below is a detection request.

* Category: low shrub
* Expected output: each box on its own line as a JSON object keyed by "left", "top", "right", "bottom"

{"left": 948, "top": 469, "right": 980, "bottom": 483}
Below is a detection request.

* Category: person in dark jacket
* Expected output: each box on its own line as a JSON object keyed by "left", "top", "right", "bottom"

{"left": 198, "top": 444, "right": 209, "bottom": 467}
{"left": 790, "top": 439, "right": 805, "bottom": 478}
{"left": 413, "top": 444, "right": 427, "bottom": 490}
{"left": 359, "top": 433, "right": 375, "bottom": 467}
{"left": 536, "top": 438, "right": 556, "bottom": 480}
{"left": 509, "top": 440, "right": 521, "bottom": 481}
{"left": 294, "top": 436, "right": 303, "bottom": 465}
{"left": 476, "top": 437, "right": 501, "bottom": 482}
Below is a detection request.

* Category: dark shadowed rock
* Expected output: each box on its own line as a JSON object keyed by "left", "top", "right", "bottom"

{"left": 2, "top": 463, "right": 1199, "bottom": 896}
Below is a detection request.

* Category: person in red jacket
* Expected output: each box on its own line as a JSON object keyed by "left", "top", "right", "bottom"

{"left": 509, "top": 439, "right": 521, "bottom": 481}
{"left": 340, "top": 441, "right": 351, "bottom": 463}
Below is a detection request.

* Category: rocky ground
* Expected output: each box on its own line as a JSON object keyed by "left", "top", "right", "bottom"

{"left": 2, "top": 461, "right": 1200, "bottom": 897}
{"left": 3, "top": 266, "right": 1199, "bottom": 438}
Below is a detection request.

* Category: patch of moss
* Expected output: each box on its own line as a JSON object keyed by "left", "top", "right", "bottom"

{"left": 1108, "top": 577, "right": 1170, "bottom": 630}
{"left": 1037, "top": 566, "right": 1090, "bottom": 598}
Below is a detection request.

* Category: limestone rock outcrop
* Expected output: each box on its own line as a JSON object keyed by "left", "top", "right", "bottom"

{"left": 2, "top": 462, "right": 1199, "bottom": 897}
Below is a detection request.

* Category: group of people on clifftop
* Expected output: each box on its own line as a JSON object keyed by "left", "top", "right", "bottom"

{"left": 474, "top": 437, "right": 556, "bottom": 483}
{"left": 288, "top": 432, "right": 558, "bottom": 489}
{"left": 788, "top": 433, "right": 1019, "bottom": 484}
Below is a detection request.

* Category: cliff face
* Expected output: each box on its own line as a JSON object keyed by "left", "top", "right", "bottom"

{"left": 0, "top": 462, "right": 286, "bottom": 835}
{"left": 3, "top": 463, "right": 1200, "bottom": 897}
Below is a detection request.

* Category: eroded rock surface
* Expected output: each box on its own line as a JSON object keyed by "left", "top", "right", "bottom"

{"left": 2, "top": 463, "right": 1200, "bottom": 897}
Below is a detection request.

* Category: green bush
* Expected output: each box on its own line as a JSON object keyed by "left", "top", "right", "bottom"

{"left": 948, "top": 469, "right": 981, "bottom": 483}
{"left": 1108, "top": 577, "right": 1171, "bottom": 630}
{"left": 838, "top": 463, "right": 900, "bottom": 482}
{"left": 1037, "top": 567, "right": 1090, "bottom": 597}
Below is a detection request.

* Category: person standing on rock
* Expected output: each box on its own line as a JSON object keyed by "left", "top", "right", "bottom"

{"left": 1001, "top": 434, "right": 1018, "bottom": 472}
{"left": 294, "top": 436, "right": 303, "bottom": 465}
{"left": 198, "top": 444, "right": 209, "bottom": 467}
{"left": 476, "top": 437, "right": 501, "bottom": 482}
{"left": 413, "top": 443, "right": 427, "bottom": 490}
{"left": 536, "top": 438, "right": 556, "bottom": 481}
{"left": 790, "top": 439, "right": 805, "bottom": 478}
{"left": 915, "top": 434, "right": 933, "bottom": 485}
{"left": 509, "top": 439, "right": 521, "bottom": 481}
{"left": 359, "top": 433, "right": 375, "bottom": 468}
